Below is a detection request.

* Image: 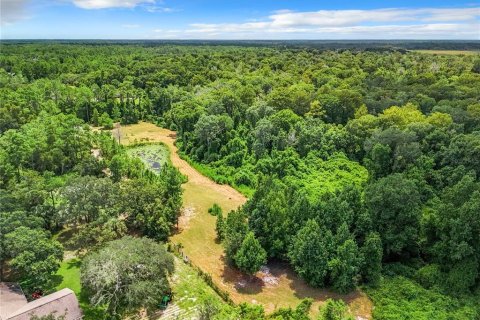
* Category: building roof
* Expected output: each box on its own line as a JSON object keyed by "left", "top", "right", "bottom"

{"left": 0, "top": 283, "right": 28, "bottom": 320}
{"left": 1, "top": 286, "right": 82, "bottom": 320}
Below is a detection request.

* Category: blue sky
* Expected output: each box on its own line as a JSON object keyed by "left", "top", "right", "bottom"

{"left": 1, "top": 0, "right": 479, "bottom": 39}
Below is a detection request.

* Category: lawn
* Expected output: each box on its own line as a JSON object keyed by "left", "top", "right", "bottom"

{"left": 54, "top": 258, "right": 82, "bottom": 294}
{"left": 53, "top": 258, "right": 106, "bottom": 319}
{"left": 117, "top": 122, "right": 373, "bottom": 319}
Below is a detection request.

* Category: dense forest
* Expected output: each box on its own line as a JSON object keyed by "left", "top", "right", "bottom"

{"left": 1, "top": 42, "right": 479, "bottom": 319}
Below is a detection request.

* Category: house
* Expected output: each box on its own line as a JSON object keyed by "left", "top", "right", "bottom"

{"left": 0, "top": 283, "right": 82, "bottom": 320}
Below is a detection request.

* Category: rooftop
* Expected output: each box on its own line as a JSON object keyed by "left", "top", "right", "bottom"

{"left": 0, "top": 283, "right": 28, "bottom": 320}
{"left": 0, "top": 284, "right": 82, "bottom": 320}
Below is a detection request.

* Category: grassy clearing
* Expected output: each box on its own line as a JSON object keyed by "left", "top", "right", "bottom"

{"left": 55, "top": 258, "right": 82, "bottom": 294}
{"left": 412, "top": 50, "right": 479, "bottom": 56}
{"left": 117, "top": 122, "right": 373, "bottom": 319}
{"left": 112, "top": 121, "right": 171, "bottom": 146}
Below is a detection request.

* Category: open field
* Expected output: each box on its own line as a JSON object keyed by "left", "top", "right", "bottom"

{"left": 412, "top": 50, "right": 479, "bottom": 55}
{"left": 117, "top": 122, "right": 372, "bottom": 318}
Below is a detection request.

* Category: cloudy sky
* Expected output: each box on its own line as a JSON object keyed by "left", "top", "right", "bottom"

{"left": 1, "top": 0, "right": 479, "bottom": 39}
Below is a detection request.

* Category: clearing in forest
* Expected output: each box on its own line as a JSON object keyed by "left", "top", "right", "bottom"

{"left": 116, "top": 122, "right": 373, "bottom": 318}
{"left": 412, "top": 49, "right": 480, "bottom": 55}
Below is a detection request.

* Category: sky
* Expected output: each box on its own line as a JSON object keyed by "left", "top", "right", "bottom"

{"left": 1, "top": 0, "right": 479, "bottom": 40}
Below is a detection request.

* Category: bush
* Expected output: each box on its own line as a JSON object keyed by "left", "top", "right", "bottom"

{"left": 414, "top": 264, "right": 442, "bottom": 289}
{"left": 208, "top": 203, "right": 222, "bottom": 216}
{"left": 366, "top": 276, "right": 480, "bottom": 320}
{"left": 445, "top": 258, "right": 479, "bottom": 294}
{"left": 99, "top": 112, "right": 114, "bottom": 129}
{"left": 234, "top": 169, "right": 255, "bottom": 187}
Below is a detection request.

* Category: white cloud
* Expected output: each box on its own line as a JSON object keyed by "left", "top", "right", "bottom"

{"left": 72, "top": 0, "right": 155, "bottom": 9}
{"left": 71, "top": 0, "right": 178, "bottom": 13}
{"left": 145, "top": 5, "right": 178, "bottom": 13}
{"left": 183, "top": 7, "right": 480, "bottom": 39}
{"left": 267, "top": 8, "right": 480, "bottom": 27}
{"left": 1, "top": 0, "right": 30, "bottom": 25}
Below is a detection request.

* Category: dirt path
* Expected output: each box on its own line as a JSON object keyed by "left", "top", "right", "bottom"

{"left": 151, "top": 129, "right": 247, "bottom": 207}
{"left": 117, "top": 122, "right": 372, "bottom": 318}
{"left": 117, "top": 122, "right": 246, "bottom": 208}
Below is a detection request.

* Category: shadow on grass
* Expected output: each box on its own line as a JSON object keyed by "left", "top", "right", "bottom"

{"left": 67, "top": 259, "right": 82, "bottom": 269}
{"left": 56, "top": 227, "right": 83, "bottom": 252}
{"left": 270, "top": 261, "right": 364, "bottom": 306}
{"left": 220, "top": 255, "right": 264, "bottom": 295}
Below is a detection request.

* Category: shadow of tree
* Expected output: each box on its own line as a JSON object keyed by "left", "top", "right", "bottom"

{"left": 56, "top": 227, "right": 82, "bottom": 252}
{"left": 67, "top": 259, "right": 82, "bottom": 269}
{"left": 220, "top": 255, "right": 264, "bottom": 295}
{"left": 46, "top": 274, "right": 64, "bottom": 292}
{"left": 269, "top": 261, "right": 366, "bottom": 307}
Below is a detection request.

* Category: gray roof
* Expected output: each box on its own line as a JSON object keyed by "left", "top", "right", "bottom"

{"left": 0, "top": 283, "right": 28, "bottom": 320}
{"left": 0, "top": 285, "right": 82, "bottom": 320}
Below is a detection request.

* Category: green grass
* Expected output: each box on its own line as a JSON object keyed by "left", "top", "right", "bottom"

{"left": 53, "top": 259, "right": 106, "bottom": 319}
{"left": 172, "top": 258, "right": 232, "bottom": 312}
{"left": 55, "top": 258, "right": 82, "bottom": 294}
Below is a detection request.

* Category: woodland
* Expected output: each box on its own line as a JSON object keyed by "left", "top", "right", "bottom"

{"left": 0, "top": 41, "right": 479, "bottom": 319}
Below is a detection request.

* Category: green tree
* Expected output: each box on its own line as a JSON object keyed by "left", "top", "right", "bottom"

{"left": 81, "top": 236, "right": 174, "bottom": 315}
{"left": 5, "top": 227, "right": 63, "bottom": 291}
{"left": 234, "top": 231, "right": 267, "bottom": 275}
{"left": 223, "top": 209, "right": 249, "bottom": 262}
{"left": 60, "top": 176, "right": 118, "bottom": 224}
{"left": 328, "top": 239, "right": 361, "bottom": 293}
{"left": 215, "top": 211, "right": 226, "bottom": 241}
{"left": 271, "top": 298, "right": 313, "bottom": 320}
{"left": 111, "top": 104, "right": 121, "bottom": 122}
{"left": 0, "top": 211, "right": 44, "bottom": 279}
{"left": 288, "top": 220, "right": 333, "bottom": 287}
{"left": 118, "top": 164, "right": 182, "bottom": 239}
{"left": 361, "top": 232, "right": 383, "bottom": 286}
{"left": 318, "top": 299, "right": 353, "bottom": 320}
{"left": 208, "top": 203, "right": 222, "bottom": 216}
{"left": 99, "top": 112, "right": 113, "bottom": 129}
{"left": 92, "top": 108, "right": 100, "bottom": 126}
{"left": 365, "top": 173, "right": 421, "bottom": 258}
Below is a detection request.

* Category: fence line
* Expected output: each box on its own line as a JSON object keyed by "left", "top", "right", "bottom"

{"left": 167, "top": 242, "right": 235, "bottom": 305}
